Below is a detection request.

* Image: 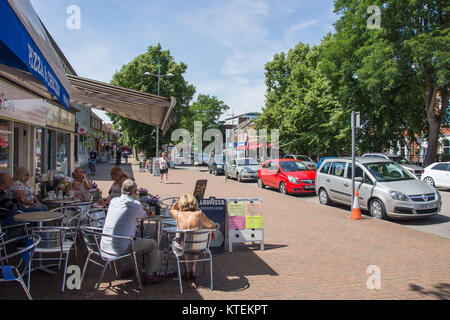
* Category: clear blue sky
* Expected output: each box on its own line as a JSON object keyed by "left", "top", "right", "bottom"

{"left": 30, "top": 0, "right": 338, "bottom": 123}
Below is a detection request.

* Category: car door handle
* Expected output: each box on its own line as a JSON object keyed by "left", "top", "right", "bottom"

{"left": 344, "top": 183, "right": 349, "bottom": 187}
{"left": 326, "top": 179, "right": 331, "bottom": 183}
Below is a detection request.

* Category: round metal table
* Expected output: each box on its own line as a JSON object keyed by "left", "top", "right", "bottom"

{"left": 14, "top": 211, "right": 64, "bottom": 275}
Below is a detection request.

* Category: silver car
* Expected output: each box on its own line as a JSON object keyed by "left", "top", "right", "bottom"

{"left": 316, "top": 157, "right": 442, "bottom": 219}
{"left": 362, "top": 153, "right": 424, "bottom": 179}
{"left": 283, "top": 154, "right": 317, "bottom": 170}
{"left": 225, "top": 158, "right": 261, "bottom": 182}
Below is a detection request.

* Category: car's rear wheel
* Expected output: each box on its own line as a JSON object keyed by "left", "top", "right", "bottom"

{"left": 318, "top": 188, "right": 330, "bottom": 205}
{"left": 369, "top": 198, "right": 387, "bottom": 220}
{"left": 279, "top": 182, "right": 288, "bottom": 195}
{"left": 214, "top": 168, "right": 219, "bottom": 176}
{"left": 257, "top": 178, "right": 265, "bottom": 189}
{"left": 423, "top": 176, "right": 435, "bottom": 187}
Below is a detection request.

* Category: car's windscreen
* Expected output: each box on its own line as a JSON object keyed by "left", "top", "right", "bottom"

{"left": 295, "top": 155, "right": 311, "bottom": 162}
{"left": 364, "top": 162, "right": 415, "bottom": 182}
{"left": 389, "top": 157, "right": 412, "bottom": 165}
{"left": 214, "top": 156, "right": 226, "bottom": 163}
{"left": 237, "top": 159, "right": 259, "bottom": 166}
{"left": 280, "top": 161, "right": 309, "bottom": 172}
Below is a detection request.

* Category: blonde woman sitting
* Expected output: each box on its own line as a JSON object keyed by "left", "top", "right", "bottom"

{"left": 170, "top": 194, "right": 216, "bottom": 280}
{"left": 11, "top": 167, "right": 48, "bottom": 211}
{"left": 70, "top": 167, "right": 92, "bottom": 202}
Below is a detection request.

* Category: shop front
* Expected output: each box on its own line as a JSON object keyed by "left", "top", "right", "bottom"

{"left": 0, "top": 79, "right": 46, "bottom": 180}
{"left": 44, "top": 102, "right": 76, "bottom": 176}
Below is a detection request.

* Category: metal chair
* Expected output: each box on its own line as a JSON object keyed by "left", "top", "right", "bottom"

{"left": 164, "top": 228, "right": 216, "bottom": 294}
{"left": 50, "top": 206, "right": 83, "bottom": 263}
{"left": 0, "top": 234, "right": 40, "bottom": 300}
{"left": 25, "top": 226, "right": 77, "bottom": 292}
{"left": 159, "top": 197, "right": 179, "bottom": 216}
{"left": 79, "top": 226, "right": 142, "bottom": 298}
{"left": 86, "top": 208, "right": 108, "bottom": 228}
{"left": 0, "top": 208, "right": 28, "bottom": 240}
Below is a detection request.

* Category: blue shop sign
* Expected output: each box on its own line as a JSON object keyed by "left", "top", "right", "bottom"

{"left": 0, "top": 0, "right": 70, "bottom": 110}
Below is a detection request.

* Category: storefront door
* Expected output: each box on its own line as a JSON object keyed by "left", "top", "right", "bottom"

{"left": 13, "top": 122, "right": 30, "bottom": 170}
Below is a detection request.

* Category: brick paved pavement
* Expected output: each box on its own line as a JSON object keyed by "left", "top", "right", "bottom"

{"left": 1, "top": 162, "right": 450, "bottom": 300}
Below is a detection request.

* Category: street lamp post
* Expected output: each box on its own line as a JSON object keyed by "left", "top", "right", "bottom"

{"left": 144, "top": 58, "right": 174, "bottom": 158}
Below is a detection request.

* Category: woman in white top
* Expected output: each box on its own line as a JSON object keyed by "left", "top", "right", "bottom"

{"left": 160, "top": 153, "right": 169, "bottom": 184}
{"left": 70, "top": 167, "right": 92, "bottom": 202}
{"left": 11, "top": 167, "right": 48, "bottom": 211}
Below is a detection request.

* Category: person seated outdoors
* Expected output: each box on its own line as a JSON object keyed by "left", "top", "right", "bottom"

{"left": 96, "top": 166, "right": 129, "bottom": 207}
{"left": 100, "top": 179, "right": 163, "bottom": 285}
{"left": 0, "top": 173, "right": 48, "bottom": 228}
{"left": 11, "top": 167, "right": 48, "bottom": 212}
{"left": 170, "top": 194, "right": 216, "bottom": 281}
{"left": 68, "top": 167, "right": 92, "bottom": 202}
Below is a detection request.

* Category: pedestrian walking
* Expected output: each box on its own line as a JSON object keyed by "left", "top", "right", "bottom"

{"left": 116, "top": 148, "right": 122, "bottom": 166}
{"left": 160, "top": 152, "right": 169, "bottom": 184}
{"left": 124, "top": 149, "right": 129, "bottom": 164}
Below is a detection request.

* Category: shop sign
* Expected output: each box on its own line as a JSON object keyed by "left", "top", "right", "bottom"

{"left": 77, "top": 127, "right": 87, "bottom": 135}
{"left": 0, "top": 94, "right": 46, "bottom": 126}
{"left": 46, "top": 103, "right": 75, "bottom": 132}
{"left": 199, "top": 197, "right": 226, "bottom": 253}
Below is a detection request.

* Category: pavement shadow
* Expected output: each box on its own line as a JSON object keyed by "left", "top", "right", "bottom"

{"left": 89, "top": 163, "right": 135, "bottom": 182}
{"left": 394, "top": 214, "right": 450, "bottom": 226}
{"left": 409, "top": 283, "right": 450, "bottom": 300}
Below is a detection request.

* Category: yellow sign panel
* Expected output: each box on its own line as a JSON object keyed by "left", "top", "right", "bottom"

{"left": 227, "top": 202, "right": 246, "bottom": 217}
{"left": 246, "top": 216, "right": 263, "bottom": 229}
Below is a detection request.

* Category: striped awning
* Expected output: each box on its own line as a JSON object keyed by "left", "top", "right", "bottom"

{"left": 67, "top": 75, "right": 177, "bottom": 135}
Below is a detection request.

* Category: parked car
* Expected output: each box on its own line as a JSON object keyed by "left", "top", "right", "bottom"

{"left": 194, "top": 152, "right": 210, "bottom": 166}
{"left": 317, "top": 157, "right": 336, "bottom": 170}
{"left": 422, "top": 162, "right": 450, "bottom": 189}
{"left": 258, "top": 159, "right": 316, "bottom": 195}
{"left": 362, "top": 153, "right": 424, "bottom": 179}
{"left": 209, "top": 155, "right": 226, "bottom": 176}
{"left": 283, "top": 154, "right": 317, "bottom": 170}
{"left": 225, "top": 158, "right": 261, "bottom": 182}
{"left": 316, "top": 157, "right": 441, "bottom": 220}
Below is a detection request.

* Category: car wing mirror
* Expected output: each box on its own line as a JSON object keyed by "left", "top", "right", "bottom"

{"left": 355, "top": 177, "right": 364, "bottom": 183}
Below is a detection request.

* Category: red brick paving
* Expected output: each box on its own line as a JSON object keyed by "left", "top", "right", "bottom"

{"left": 1, "top": 161, "right": 450, "bottom": 300}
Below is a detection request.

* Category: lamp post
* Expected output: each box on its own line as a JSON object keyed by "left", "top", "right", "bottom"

{"left": 144, "top": 59, "right": 174, "bottom": 158}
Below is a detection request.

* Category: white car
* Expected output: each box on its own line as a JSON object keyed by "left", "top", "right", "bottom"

{"left": 422, "top": 162, "right": 450, "bottom": 189}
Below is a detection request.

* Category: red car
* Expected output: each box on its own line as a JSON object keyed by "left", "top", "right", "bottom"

{"left": 257, "top": 159, "right": 316, "bottom": 195}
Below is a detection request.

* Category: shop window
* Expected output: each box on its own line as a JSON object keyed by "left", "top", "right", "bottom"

{"left": 35, "top": 128, "right": 44, "bottom": 177}
{"left": 0, "top": 119, "right": 11, "bottom": 173}
{"left": 56, "top": 132, "right": 70, "bottom": 175}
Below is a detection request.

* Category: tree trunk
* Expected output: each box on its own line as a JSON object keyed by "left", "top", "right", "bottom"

{"left": 423, "top": 70, "right": 445, "bottom": 167}
{"left": 134, "top": 148, "right": 140, "bottom": 162}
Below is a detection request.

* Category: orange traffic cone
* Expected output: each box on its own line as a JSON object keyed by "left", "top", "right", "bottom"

{"left": 351, "top": 189, "right": 362, "bottom": 220}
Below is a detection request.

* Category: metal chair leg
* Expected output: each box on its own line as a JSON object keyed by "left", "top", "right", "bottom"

{"left": 209, "top": 253, "right": 214, "bottom": 291}
{"left": 17, "top": 278, "right": 33, "bottom": 300}
{"left": 94, "top": 263, "right": 109, "bottom": 298}
{"left": 175, "top": 255, "right": 183, "bottom": 295}
{"left": 80, "top": 252, "right": 91, "bottom": 286}
{"left": 132, "top": 254, "right": 142, "bottom": 288}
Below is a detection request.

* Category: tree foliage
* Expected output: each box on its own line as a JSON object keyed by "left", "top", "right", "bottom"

{"left": 108, "top": 44, "right": 196, "bottom": 156}
{"left": 257, "top": 0, "right": 449, "bottom": 164}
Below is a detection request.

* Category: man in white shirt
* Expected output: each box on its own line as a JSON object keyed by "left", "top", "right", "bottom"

{"left": 101, "top": 179, "right": 163, "bottom": 285}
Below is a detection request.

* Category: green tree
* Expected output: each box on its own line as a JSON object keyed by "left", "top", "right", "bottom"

{"left": 332, "top": 0, "right": 449, "bottom": 165}
{"left": 181, "top": 94, "right": 230, "bottom": 134}
{"left": 108, "top": 44, "right": 196, "bottom": 157}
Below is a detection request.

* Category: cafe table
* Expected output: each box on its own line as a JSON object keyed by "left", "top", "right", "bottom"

{"left": 14, "top": 211, "right": 64, "bottom": 275}
{"left": 138, "top": 215, "right": 176, "bottom": 248}
{"left": 44, "top": 198, "right": 82, "bottom": 209}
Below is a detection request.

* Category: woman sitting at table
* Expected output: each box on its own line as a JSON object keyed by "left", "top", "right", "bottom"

{"left": 170, "top": 194, "right": 216, "bottom": 280}
{"left": 96, "top": 166, "right": 129, "bottom": 207}
{"left": 11, "top": 167, "right": 48, "bottom": 212}
{"left": 69, "top": 167, "right": 92, "bottom": 202}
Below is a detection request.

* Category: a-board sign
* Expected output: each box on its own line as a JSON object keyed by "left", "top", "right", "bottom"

{"left": 153, "top": 158, "right": 161, "bottom": 176}
{"left": 199, "top": 197, "right": 226, "bottom": 253}
{"left": 227, "top": 198, "right": 264, "bottom": 252}
{"left": 193, "top": 180, "right": 208, "bottom": 202}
